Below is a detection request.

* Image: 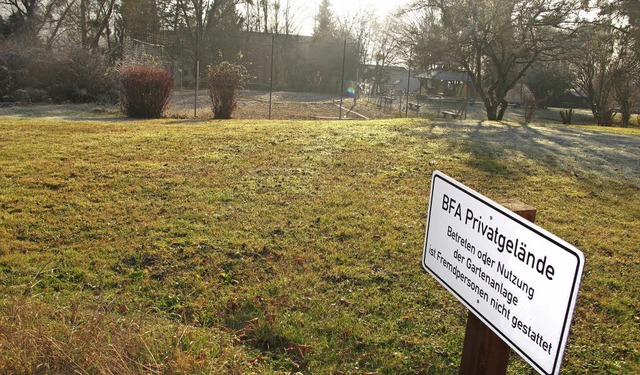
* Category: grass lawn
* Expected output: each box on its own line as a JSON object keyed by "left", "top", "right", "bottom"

{"left": 0, "top": 116, "right": 638, "bottom": 374}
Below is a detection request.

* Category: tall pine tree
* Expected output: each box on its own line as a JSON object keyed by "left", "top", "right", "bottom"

{"left": 313, "top": 0, "right": 336, "bottom": 41}
{"left": 120, "top": 0, "right": 160, "bottom": 41}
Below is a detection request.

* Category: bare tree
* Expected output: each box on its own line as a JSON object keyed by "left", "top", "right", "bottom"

{"left": 570, "top": 22, "right": 636, "bottom": 126}
{"left": 280, "top": 0, "right": 298, "bottom": 35}
{"left": 268, "top": 0, "right": 298, "bottom": 34}
{"left": 594, "top": 0, "right": 640, "bottom": 126}
{"left": 612, "top": 67, "right": 638, "bottom": 127}
{"left": 596, "top": 0, "right": 640, "bottom": 45}
{"left": 611, "top": 41, "right": 639, "bottom": 126}
{"left": 337, "top": 7, "right": 376, "bottom": 73}
{"left": 75, "top": 0, "right": 117, "bottom": 51}
{"left": 370, "top": 17, "right": 401, "bottom": 95}
{"left": 120, "top": 0, "right": 160, "bottom": 41}
{"left": 260, "top": 0, "right": 268, "bottom": 32}
{"left": 272, "top": 0, "right": 279, "bottom": 33}
{"left": 1, "top": 0, "right": 77, "bottom": 45}
{"left": 400, "top": 0, "right": 582, "bottom": 121}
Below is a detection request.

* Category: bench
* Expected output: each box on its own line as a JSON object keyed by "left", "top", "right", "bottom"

{"left": 441, "top": 110, "right": 460, "bottom": 119}
{"left": 382, "top": 96, "right": 394, "bottom": 111}
{"left": 407, "top": 102, "right": 421, "bottom": 113}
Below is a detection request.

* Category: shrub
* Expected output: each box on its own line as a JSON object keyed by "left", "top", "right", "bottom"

{"left": 13, "top": 89, "right": 29, "bottom": 102}
{"left": 0, "top": 47, "right": 33, "bottom": 90}
{"left": 119, "top": 65, "right": 173, "bottom": 118}
{"left": 208, "top": 62, "right": 246, "bottom": 119}
{"left": 44, "top": 48, "right": 118, "bottom": 103}
{"left": 0, "top": 64, "right": 13, "bottom": 99}
{"left": 0, "top": 46, "right": 118, "bottom": 103}
{"left": 560, "top": 109, "right": 573, "bottom": 124}
{"left": 522, "top": 87, "right": 537, "bottom": 123}
{"left": 13, "top": 88, "right": 49, "bottom": 103}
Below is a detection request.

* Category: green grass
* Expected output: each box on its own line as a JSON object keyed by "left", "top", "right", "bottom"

{"left": 0, "top": 116, "right": 638, "bottom": 374}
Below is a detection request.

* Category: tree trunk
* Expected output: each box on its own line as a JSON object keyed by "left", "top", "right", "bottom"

{"left": 262, "top": 0, "right": 268, "bottom": 33}
{"left": 485, "top": 103, "right": 498, "bottom": 121}
{"left": 497, "top": 99, "right": 508, "bottom": 121}
{"left": 620, "top": 106, "right": 630, "bottom": 127}
{"left": 615, "top": 81, "right": 632, "bottom": 127}
{"left": 80, "top": 0, "right": 87, "bottom": 48}
{"left": 484, "top": 99, "right": 508, "bottom": 121}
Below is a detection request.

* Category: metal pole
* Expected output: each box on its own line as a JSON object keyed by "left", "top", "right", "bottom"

{"left": 405, "top": 46, "right": 412, "bottom": 118}
{"left": 339, "top": 39, "right": 346, "bottom": 120}
{"left": 194, "top": 28, "right": 199, "bottom": 118}
{"left": 464, "top": 80, "right": 469, "bottom": 120}
{"left": 269, "top": 34, "right": 275, "bottom": 120}
{"left": 195, "top": 61, "right": 199, "bottom": 117}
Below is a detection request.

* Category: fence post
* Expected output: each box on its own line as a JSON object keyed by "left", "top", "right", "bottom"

{"left": 194, "top": 60, "right": 199, "bottom": 118}
{"left": 269, "top": 34, "right": 275, "bottom": 120}
{"left": 339, "top": 39, "right": 346, "bottom": 120}
{"left": 406, "top": 46, "right": 412, "bottom": 118}
{"left": 194, "top": 27, "right": 199, "bottom": 118}
{"left": 459, "top": 199, "right": 536, "bottom": 375}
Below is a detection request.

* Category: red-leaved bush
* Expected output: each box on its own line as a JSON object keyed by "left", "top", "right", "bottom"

{"left": 208, "top": 62, "right": 246, "bottom": 119}
{"left": 120, "top": 66, "right": 173, "bottom": 118}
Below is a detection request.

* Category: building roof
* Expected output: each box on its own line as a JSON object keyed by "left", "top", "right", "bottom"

{"left": 415, "top": 70, "right": 471, "bottom": 82}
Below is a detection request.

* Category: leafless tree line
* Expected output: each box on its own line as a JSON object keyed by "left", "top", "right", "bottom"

{"left": 0, "top": 0, "right": 637, "bottom": 125}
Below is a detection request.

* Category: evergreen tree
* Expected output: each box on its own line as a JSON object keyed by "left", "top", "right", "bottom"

{"left": 313, "top": 0, "right": 336, "bottom": 41}
{"left": 203, "top": 0, "right": 244, "bottom": 64}
{"left": 120, "top": 0, "right": 160, "bottom": 41}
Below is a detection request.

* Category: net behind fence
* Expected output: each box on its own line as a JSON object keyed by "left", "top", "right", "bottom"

{"left": 122, "top": 38, "right": 168, "bottom": 66}
{"left": 128, "top": 31, "right": 480, "bottom": 120}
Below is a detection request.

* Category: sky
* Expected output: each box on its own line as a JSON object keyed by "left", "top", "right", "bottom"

{"left": 289, "top": 0, "right": 412, "bottom": 36}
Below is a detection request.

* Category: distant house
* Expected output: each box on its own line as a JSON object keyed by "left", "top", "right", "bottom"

{"left": 361, "top": 65, "right": 421, "bottom": 96}
{"left": 555, "top": 90, "right": 589, "bottom": 108}
{"left": 414, "top": 69, "right": 472, "bottom": 98}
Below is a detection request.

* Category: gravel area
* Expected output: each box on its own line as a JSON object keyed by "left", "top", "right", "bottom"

{"left": 166, "top": 89, "right": 396, "bottom": 120}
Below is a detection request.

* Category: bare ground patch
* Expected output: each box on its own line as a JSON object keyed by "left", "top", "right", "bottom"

{"left": 166, "top": 89, "right": 397, "bottom": 120}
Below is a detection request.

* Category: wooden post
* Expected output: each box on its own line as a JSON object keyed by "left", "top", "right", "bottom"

{"left": 459, "top": 199, "right": 536, "bottom": 375}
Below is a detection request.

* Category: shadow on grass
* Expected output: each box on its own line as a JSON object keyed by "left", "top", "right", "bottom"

{"left": 403, "top": 119, "right": 640, "bottom": 188}
{"left": 461, "top": 123, "right": 513, "bottom": 175}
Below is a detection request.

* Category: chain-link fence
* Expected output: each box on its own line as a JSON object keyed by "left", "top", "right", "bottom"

{"left": 124, "top": 32, "right": 479, "bottom": 120}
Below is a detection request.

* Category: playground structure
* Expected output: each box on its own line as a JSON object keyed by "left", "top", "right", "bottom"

{"left": 362, "top": 69, "right": 474, "bottom": 119}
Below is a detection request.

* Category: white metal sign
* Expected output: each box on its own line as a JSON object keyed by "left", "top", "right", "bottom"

{"left": 422, "top": 171, "right": 585, "bottom": 375}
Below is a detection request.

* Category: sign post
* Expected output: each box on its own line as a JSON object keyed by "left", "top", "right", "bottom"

{"left": 459, "top": 200, "right": 536, "bottom": 375}
{"left": 422, "top": 171, "right": 585, "bottom": 375}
